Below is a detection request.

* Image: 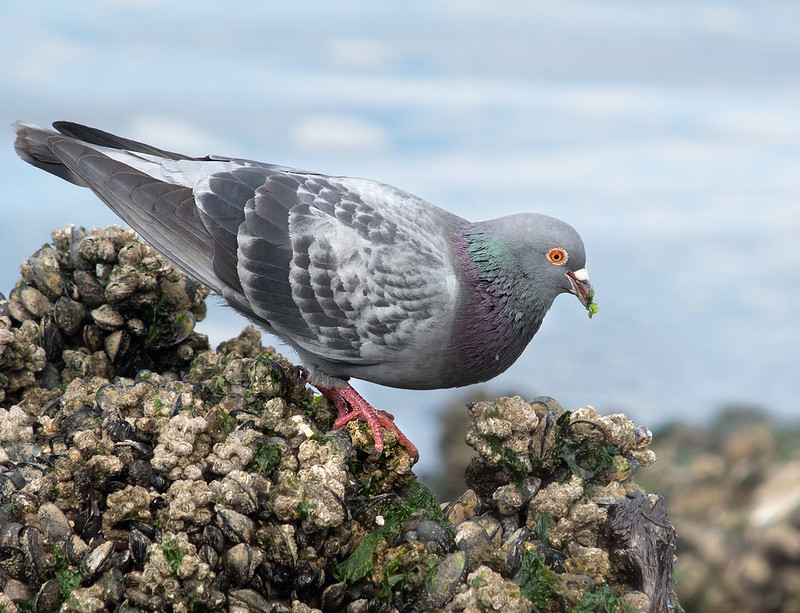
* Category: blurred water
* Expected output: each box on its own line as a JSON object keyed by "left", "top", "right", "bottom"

{"left": 2, "top": 0, "right": 799, "bottom": 475}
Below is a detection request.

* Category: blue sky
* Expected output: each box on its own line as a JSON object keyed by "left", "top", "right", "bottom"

{"left": 3, "top": 0, "right": 799, "bottom": 473}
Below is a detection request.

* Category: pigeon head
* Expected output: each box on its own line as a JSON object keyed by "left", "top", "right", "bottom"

{"left": 513, "top": 213, "right": 593, "bottom": 312}
{"left": 467, "top": 212, "right": 595, "bottom": 317}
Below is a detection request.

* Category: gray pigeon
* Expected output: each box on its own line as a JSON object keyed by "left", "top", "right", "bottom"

{"left": 12, "top": 121, "right": 596, "bottom": 457}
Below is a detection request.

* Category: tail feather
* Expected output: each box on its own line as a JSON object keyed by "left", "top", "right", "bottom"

{"left": 12, "top": 121, "right": 223, "bottom": 293}
{"left": 13, "top": 121, "right": 89, "bottom": 186}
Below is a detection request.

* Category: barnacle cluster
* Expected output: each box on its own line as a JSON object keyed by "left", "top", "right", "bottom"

{"left": 0, "top": 226, "right": 678, "bottom": 612}
{"left": 2, "top": 224, "right": 208, "bottom": 404}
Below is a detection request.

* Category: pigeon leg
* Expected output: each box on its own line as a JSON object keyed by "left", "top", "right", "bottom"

{"left": 318, "top": 385, "right": 419, "bottom": 458}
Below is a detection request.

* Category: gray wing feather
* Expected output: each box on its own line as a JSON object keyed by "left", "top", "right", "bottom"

{"left": 202, "top": 169, "right": 461, "bottom": 366}
{"left": 197, "top": 170, "right": 305, "bottom": 333}
{"left": 252, "top": 176, "right": 460, "bottom": 365}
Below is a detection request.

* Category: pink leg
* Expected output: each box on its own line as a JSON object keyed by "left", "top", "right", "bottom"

{"left": 317, "top": 384, "right": 418, "bottom": 458}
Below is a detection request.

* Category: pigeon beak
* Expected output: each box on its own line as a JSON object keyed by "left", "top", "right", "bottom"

{"left": 565, "top": 268, "right": 593, "bottom": 307}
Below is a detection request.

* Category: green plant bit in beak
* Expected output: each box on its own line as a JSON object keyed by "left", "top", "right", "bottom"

{"left": 586, "top": 290, "right": 599, "bottom": 319}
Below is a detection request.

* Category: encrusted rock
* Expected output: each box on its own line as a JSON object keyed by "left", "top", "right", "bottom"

{"left": 445, "top": 565, "right": 533, "bottom": 613}
{"left": 0, "top": 226, "right": 675, "bottom": 612}
{"left": 528, "top": 475, "right": 585, "bottom": 519}
{"left": 140, "top": 531, "right": 224, "bottom": 610}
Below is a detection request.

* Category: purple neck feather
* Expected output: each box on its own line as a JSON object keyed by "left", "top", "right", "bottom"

{"left": 445, "top": 228, "right": 546, "bottom": 386}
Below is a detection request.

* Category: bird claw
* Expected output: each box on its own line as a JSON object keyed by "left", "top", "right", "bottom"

{"left": 317, "top": 385, "right": 418, "bottom": 459}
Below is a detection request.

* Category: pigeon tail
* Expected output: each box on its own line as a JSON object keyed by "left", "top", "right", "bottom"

{"left": 320, "top": 385, "right": 419, "bottom": 459}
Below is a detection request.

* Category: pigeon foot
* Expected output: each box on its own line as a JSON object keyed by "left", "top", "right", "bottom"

{"left": 318, "top": 385, "right": 419, "bottom": 459}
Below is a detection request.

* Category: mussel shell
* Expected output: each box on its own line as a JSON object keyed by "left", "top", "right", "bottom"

{"left": 54, "top": 296, "right": 87, "bottom": 337}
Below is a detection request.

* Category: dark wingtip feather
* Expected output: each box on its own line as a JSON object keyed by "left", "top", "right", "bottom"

{"left": 12, "top": 121, "right": 88, "bottom": 186}
{"left": 52, "top": 121, "right": 195, "bottom": 161}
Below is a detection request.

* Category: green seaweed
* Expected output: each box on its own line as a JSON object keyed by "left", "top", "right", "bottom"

{"left": 12, "top": 598, "right": 36, "bottom": 613}
{"left": 358, "top": 474, "right": 380, "bottom": 498}
{"left": 53, "top": 546, "right": 82, "bottom": 600}
{"left": 251, "top": 441, "right": 282, "bottom": 477}
{"left": 160, "top": 536, "right": 184, "bottom": 574}
{"left": 216, "top": 410, "right": 236, "bottom": 435}
{"left": 586, "top": 288, "right": 599, "bottom": 318}
{"left": 549, "top": 411, "right": 625, "bottom": 480}
{"left": 334, "top": 527, "right": 386, "bottom": 583}
{"left": 378, "top": 550, "right": 439, "bottom": 598}
{"left": 532, "top": 511, "right": 556, "bottom": 542}
{"left": 407, "top": 480, "right": 446, "bottom": 525}
{"left": 380, "top": 552, "right": 408, "bottom": 597}
{"left": 335, "top": 480, "right": 449, "bottom": 584}
{"left": 485, "top": 435, "right": 529, "bottom": 485}
{"left": 586, "top": 444, "right": 624, "bottom": 476}
{"left": 471, "top": 569, "right": 488, "bottom": 587}
{"left": 513, "top": 548, "right": 557, "bottom": 608}
{"left": 295, "top": 497, "right": 317, "bottom": 520}
{"left": 572, "top": 585, "right": 633, "bottom": 613}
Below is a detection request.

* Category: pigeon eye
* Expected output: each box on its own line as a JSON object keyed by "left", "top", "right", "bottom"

{"left": 547, "top": 247, "right": 568, "bottom": 265}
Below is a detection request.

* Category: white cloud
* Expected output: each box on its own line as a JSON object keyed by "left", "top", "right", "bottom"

{"left": 1, "top": 22, "right": 87, "bottom": 86}
{"left": 710, "top": 109, "right": 800, "bottom": 141}
{"left": 699, "top": 6, "right": 747, "bottom": 36}
{"left": 127, "top": 115, "right": 227, "bottom": 154}
{"left": 327, "top": 38, "right": 394, "bottom": 71}
{"left": 290, "top": 115, "right": 388, "bottom": 153}
{"left": 771, "top": 160, "right": 800, "bottom": 189}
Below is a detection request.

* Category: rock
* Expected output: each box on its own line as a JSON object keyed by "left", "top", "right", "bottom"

{"left": 445, "top": 565, "right": 533, "bottom": 613}
{"left": 420, "top": 551, "right": 466, "bottom": 609}
{"left": 0, "top": 225, "right": 676, "bottom": 612}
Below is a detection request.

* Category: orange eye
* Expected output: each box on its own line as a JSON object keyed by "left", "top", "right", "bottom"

{"left": 547, "top": 247, "right": 568, "bottom": 265}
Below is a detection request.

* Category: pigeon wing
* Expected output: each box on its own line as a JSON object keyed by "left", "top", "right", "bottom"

{"left": 199, "top": 171, "right": 462, "bottom": 366}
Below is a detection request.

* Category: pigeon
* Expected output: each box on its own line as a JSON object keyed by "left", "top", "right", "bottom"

{"left": 12, "top": 120, "right": 596, "bottom": 458}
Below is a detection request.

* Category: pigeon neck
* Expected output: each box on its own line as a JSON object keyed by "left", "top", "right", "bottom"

{"left": 448, "top": 225, "right": 547, "bottom": 384}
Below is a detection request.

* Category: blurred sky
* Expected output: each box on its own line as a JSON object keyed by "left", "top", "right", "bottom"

{"left": 2, "top": 0, "right": 799, "bottom": 475}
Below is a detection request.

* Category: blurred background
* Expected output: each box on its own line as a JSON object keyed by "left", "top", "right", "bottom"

{"left": 3, "top": 1, "right": 800, "bottom": 610}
